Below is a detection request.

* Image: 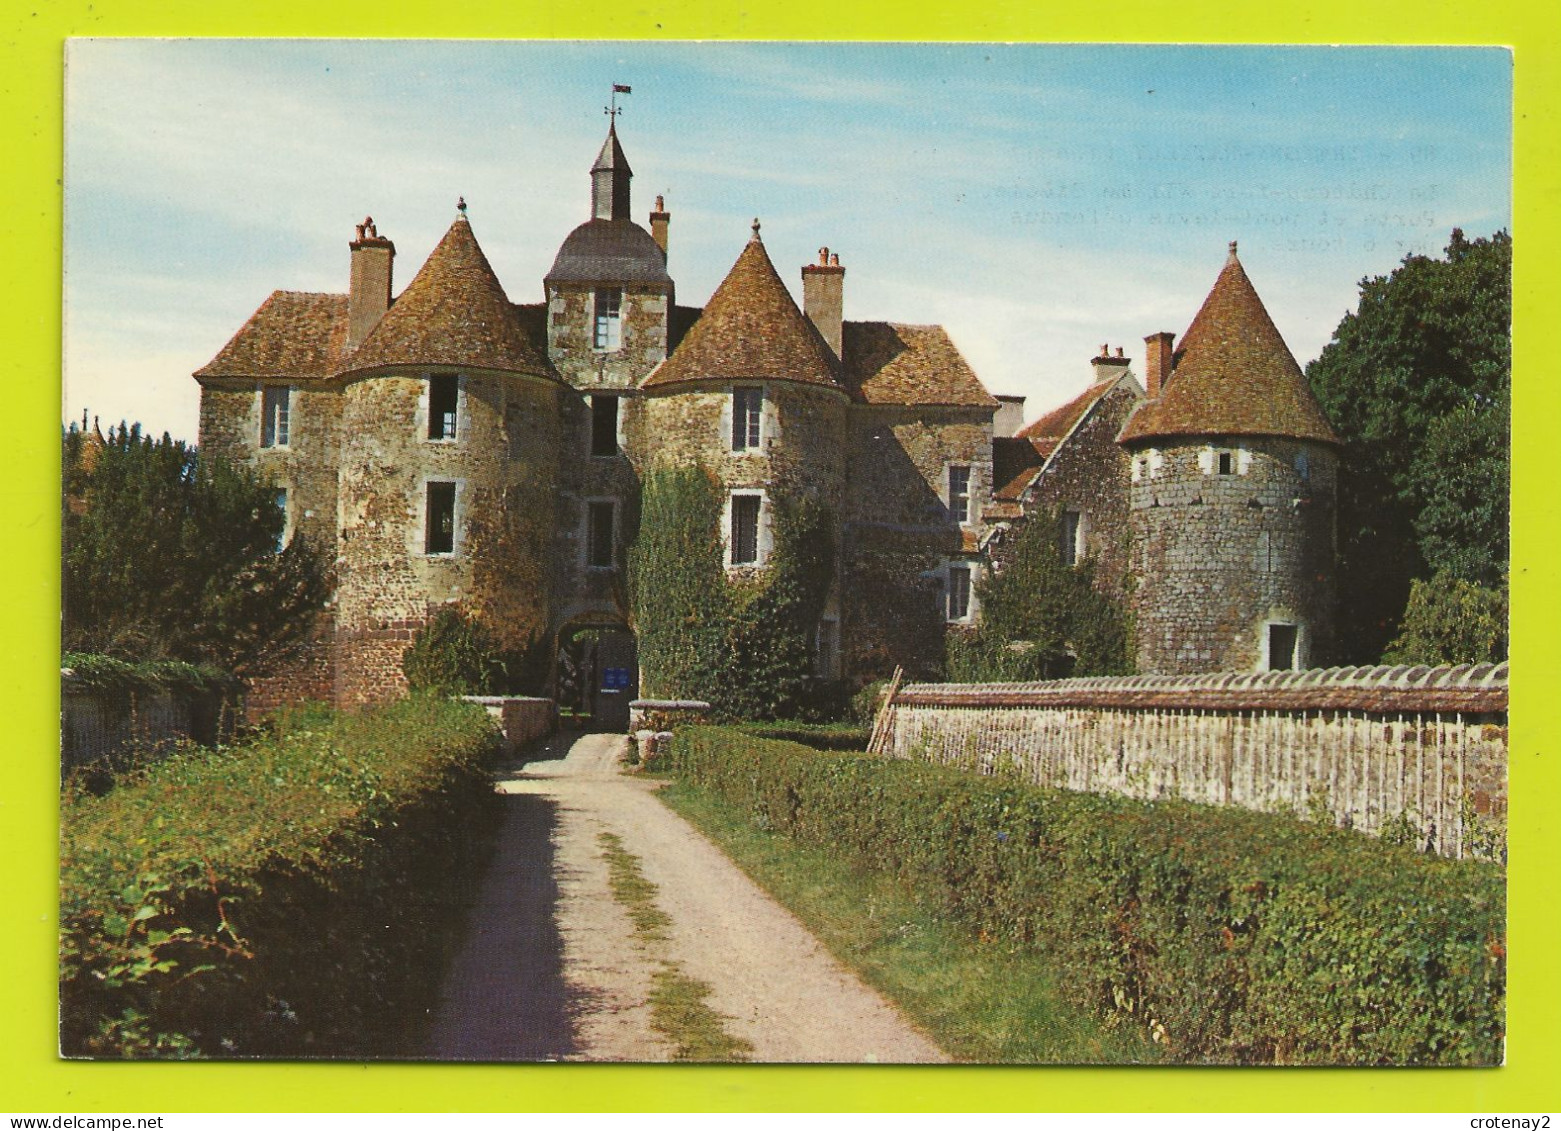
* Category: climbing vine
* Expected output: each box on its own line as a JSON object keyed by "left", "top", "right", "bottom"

{"left": 948, "top": 507, "right": 1133, "bottom": 681}
{"left": 627, "top": 466, "right": 835, "bottom": 719}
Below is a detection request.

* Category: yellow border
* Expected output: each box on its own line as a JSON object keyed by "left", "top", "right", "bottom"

{"left": 9, "top": 0, "right": 1557, "bottom": 1114}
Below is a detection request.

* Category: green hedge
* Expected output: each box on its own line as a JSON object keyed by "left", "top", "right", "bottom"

{"left": 731, "top": 721, "right": 870, "bottom": 751}
{"left": 62, "top": 652, "right": 241, "bottom": 700}
{"left": 60, "top": 696, "right": 503, "bottom": 1058}
{"left": 670, "top": 727, "right": 1506, "bottom": 1065}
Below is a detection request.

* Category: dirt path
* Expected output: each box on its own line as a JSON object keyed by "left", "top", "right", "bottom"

{"left": 426, "top": 731, "right": 946, "bottom": 1063}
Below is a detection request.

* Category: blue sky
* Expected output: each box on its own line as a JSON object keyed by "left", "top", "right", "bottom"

{"left": 63, "top": 41, "right": 1511, "bottom": 440}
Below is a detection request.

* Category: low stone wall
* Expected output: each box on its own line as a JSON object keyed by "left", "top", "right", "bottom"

{"left": 62, "top": 678, "right": 239, "bottom": 773}
{"left": 872, "top": 664, "right": 1508, "bottom": 860}
{"left": 460, "top": 696, "right": 555, "bottom": 753}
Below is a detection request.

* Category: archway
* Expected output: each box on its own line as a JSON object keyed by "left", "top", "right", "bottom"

{"left": 554, "top": 619, "right": 638, "bottom": 733}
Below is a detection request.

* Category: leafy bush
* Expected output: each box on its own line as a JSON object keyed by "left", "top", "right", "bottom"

{"left": 1383, "top": 572, "right": 1508, "bottom": 665}
{"left": 60, "top": 696, "right": 502, "bottom": 1057}
{"left": 949, "top": 508, "right": 1132, "bottom": 681}
{"left": 401, "top": 606, "right": 511, "bottom": 695}
{"left": 732, "top": 721, "right": 869, "bottom": 751}
{"left": 668, "top": 727, "right": 1505, "bottom": 1065}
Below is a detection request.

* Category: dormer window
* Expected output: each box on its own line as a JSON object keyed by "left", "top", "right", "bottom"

{"left": 732, "top": 386, "right": 763, "bottom": 452}
{"left": 261, "top": 385, "right": 291, "bottom": 448}
{"left": 594, "top": 288, "right": 623, "bottom": 351}
{"left": 428, "top": 374, "right": 459, "bottom": 441}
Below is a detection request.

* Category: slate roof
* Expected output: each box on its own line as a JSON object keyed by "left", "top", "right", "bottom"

{"left": 1120, "top": 245, "right": 1339, "bottom": 445}
{"left": 546, "top": 218, "right": 672, "bottom": 287}
{"left": 642, "top": 230, "right": 842, "bottom": 392}
{"left": 194, "top": 291, "right": 349, "bottom": 380}
{"left": 341, "top": 216, "right": 552, "bottom": 379}
{"left": 842, "top": 322, "right": 997, "bottom": 408}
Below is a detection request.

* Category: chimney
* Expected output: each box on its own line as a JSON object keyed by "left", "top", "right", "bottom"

{"left": 1091, "top": 343, "right": 1132, "bottom": 385}
{"left": 992, "top": 394, "right": 1026, "bottom": 438}
{"left": 348, "top": 217, "right": 395, "bottom": 350}
{"left": 801, "top": 247, "right": 845, "bottom": 362}
{"left": 649, "top": 193, "right": 671, "bottom": 259}
{"left": 1143, "top": 331, "right": 1176, "bottom": 399}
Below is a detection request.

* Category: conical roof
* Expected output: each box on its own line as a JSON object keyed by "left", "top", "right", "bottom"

{"left": 339, "top": 215, "right": 552, "bottom": 379}
{"left": 1119, "top": 244, "right": 1338, "bottom": 445}
{"left": 592, "top": 122, "right": 632, "bottom": 176}
{"left": 642, "top": 225, "right": 841, "bottom": 391}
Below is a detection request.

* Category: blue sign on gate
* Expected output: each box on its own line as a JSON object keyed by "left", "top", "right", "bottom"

{"left": 601, "top": 666, "right": 631, "bottom": 691}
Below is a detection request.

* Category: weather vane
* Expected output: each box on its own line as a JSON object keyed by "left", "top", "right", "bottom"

{"left": 606, "top": 83, "right": 631, "bottom": 122}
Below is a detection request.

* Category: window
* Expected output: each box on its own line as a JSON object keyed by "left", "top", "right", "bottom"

{"left": 428, "top": 374, "right": 458, "bottom": 441}
{"left": 732, "top": 386, "right": 763, "bottom": 452}
{"left": 261, "top": 386, "right": 290, "bottom": 448}
{"left": 594, "top": 288, "right": 623, "bottom": 351}
{"left": 587, "top": 501, "right": 616, "bottom": 568}
{"left": 273, "top": 488, "right": 289, "bottom": 551}
{"left": 425, "top": 481, "right": 457, "bottom": 555}
{"left": 590, "top": 395, "right": 620, "bottom": 457}
{"left": 1060, "top": 510, "right": 1083, "bottom": 566}
{"left": 730, "top": 494, "right": 762, "bottom": 566}
{"left": 1217, "top": 450, "right": 1234, "bottom": 476}
{"left": 1295, "top": 451, "right": 1311, "bottom": 482}
{"left": 948, "top": 465, "right": 971, "bottom": 524}
{"left": 1267, "top": 624, "right": 1299, "bottom": 671}
{"left": 946, "top": 564, "right": 972, "bottom": 622}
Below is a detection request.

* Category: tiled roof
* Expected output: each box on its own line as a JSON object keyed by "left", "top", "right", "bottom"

{"left": 1120, "top": 246, "right": 1338, "bottom": 445}
{"left": 545, "top": 219, "right": 672, "bottom": 286}
{"left": 991, "top": 437, "right": 1050, "bottom": 502}
{"left": 841, "top": 321, "right": 997, "bottom": 407}
{"left": 1018, "top": 377, "right": 1118, "bottom": 448}
{"left": 893, "top": 662, "right": 1508, "bottom": 714}
{"left": 341, "top": 216, "right": 552, "bottom": 379}
{"left": 194, "top": 291, "right": 348, "bottom": 380}
{"left": 642, "top": 231, "right": 842, "bottom": 391}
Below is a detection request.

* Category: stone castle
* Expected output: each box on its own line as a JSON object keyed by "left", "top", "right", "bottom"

{"left": 194, "top": 114, "right": 1339, "bottom": 723}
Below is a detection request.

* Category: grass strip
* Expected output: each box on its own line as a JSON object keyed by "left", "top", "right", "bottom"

{"left": 597, "top": 831, "right": 753, "bottom": 1062}
{"left": 658, "top": 780, "right": 1160, "bottom": 1065}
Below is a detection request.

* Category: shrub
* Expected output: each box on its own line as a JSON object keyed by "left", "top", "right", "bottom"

{"left": 401, "top": 606, "right": 510, "bottom": 695}
{"left": 949, "top": 508, "right": 1132, "bottom": 682}
{"left": 1382, "top": 571, "right": 1508, "bottom": 665}
{"left": 60, "top": 696, "right": 502, "bottom": 1057}
{"left": 668, "top": 727, "right": 1505, "bottom": 1065}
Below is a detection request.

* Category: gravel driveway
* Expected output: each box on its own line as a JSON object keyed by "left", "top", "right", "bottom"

{"left": 426, "top": 731, "right": 947, "bottom": 1063}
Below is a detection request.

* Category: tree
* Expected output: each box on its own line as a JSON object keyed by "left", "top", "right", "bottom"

{"left": 1382, "top": 572, "right": 1507, "bottom": 666}
{"left": 62, "top": 423, "right": 331, "bottom": 677}
{"left": 1305, "top": 229, "right": 1510, "bottom": 661}
{"left": 947, "top": 509, "right": 1132, "bottom": 682}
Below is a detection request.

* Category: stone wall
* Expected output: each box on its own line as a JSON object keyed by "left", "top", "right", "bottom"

{"left": 546, "top": 283, "right": 670, "bottom": 390}
{"left": 460, "top": 695, "right": 555, "bottom": 753}
{"left": 842, "top": 405, "right": 993, "bottom": 682}
{"left": 195, "top": 381, "right": 344, "bottom": 549}
{"left": 872, "top": 663, "right": 1507, "bottom": 860}
{"left": 335, "top": 369, "right": 563, "bottom": 705}
{"left": 1128, "top": 436, "right": 1337, "bottom": 674}
{"left": 1016, "top": 380, "right": 1139, "bottom": 598}
{"left": 62, "top": 677, "right": 240, "bottom": 772}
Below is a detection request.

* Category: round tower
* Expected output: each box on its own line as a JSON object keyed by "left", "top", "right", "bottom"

{"left": 332, "top": 210, "right": 562, "bottom": 705}
{"left": 1118, "top": 243, "right": 1339, "bottom": 675}
{"left": 637, "top": 220, "right": 850, "bottom": 561}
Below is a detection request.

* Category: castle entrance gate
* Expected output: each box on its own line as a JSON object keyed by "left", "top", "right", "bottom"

{"left": 555, "top": 622, "right": 639, "bottom": 733}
